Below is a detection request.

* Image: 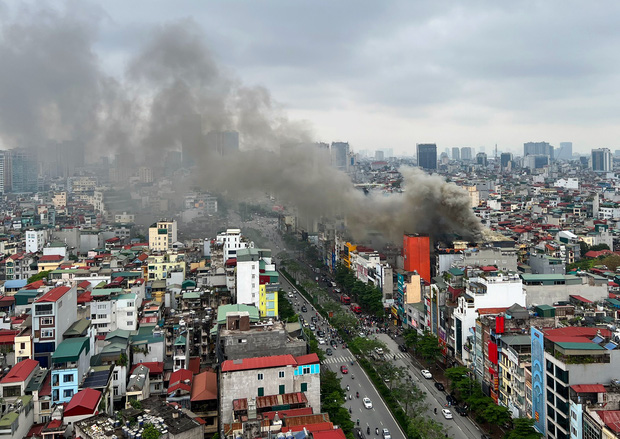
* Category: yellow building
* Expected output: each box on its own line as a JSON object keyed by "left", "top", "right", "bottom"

{"left": 148, "top": 220, "right": 178, "bottom": 251}
{"left": 14, "top": 329, "right": 32, "bottom": 363}
{"left": 343, "top": 242, "right": 357, "bottom": 268}
{"left": 146, "top": 253, "right": 185, "bottom": 281}
{"left": 258, "top": 284, "right": 278, "bottom": 318}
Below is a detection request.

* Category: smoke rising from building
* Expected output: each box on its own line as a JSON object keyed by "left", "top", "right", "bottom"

{"left": 0, "top": 5, "right": 482, "bottom": 241}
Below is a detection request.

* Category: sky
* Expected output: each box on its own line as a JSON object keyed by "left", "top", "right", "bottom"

{"left": 4, "top": 0, "right": 620, "bottom": 156}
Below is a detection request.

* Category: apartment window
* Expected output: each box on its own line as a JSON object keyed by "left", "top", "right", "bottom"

{"left": 63, "top": 374, "right": 74, "bottom": 383}
{"left": 97, "top": 314, "right": 107, "bottom": 319}
{"left": 98, "top": 304, "right": 106, "bottom": 309}
{"left": 35, "top": 304, "right": 53, "bottom": 315}
{"left": 303, "top": 367, "right": 311, "bottom": 374}
{"left": 154, "top": 383, "right": 161, "bottom": 390}
{"left": 20, "top": 343, "right": 26, "bottom": 350}
{"left": 257, "top": 373, "right": 264, "bottom": 380}
{"left": 41, "top": 402, "right": 50, "bottom": 410}
{"left": 128, "top": 302, "right": 134, "bottom": 307}
{"left": 41, "top": 317, "right": 54, "bottom": 326}
{"left": 113, "top": 371, "right": 119, "bottom": 381}
{"left": 258, "top": 387, "right": 264, "bottom": 397}
{"left": 41, "top": 329, "right": 54, "bottom": 338}
{"left": 63, "top": 389, "right": 74, "bottom": 399}
{"left": 127, "top": 311, "right": 134, "bottom": 317}
{"left": 301, "top": 383, "right": 308, "bottom": 392}
{"left": 114, "top": 387, "right": 119, "bottom": 396}
{"left": 279, "top": 371, "right": 285, "bottom": 378}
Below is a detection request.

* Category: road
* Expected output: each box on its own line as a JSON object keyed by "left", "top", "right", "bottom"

{"left": 240, "top": 214, "right": 484, "bottom": 439}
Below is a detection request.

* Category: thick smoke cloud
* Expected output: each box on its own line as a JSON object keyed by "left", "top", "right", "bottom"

{"left": 0, "top": 4, "right": 482, "bottom": 241}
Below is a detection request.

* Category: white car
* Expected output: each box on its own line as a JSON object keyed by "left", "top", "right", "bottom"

{"left": 442, "top": 409, "right": 453, "bottom": 419}
{"left": 287, "top": 292, "right": 294, "bottom": 298}
{"left": 421, "top": 369, "right": 433, "bottom": 379}
{"left": 382, "top": 429, "right": 391, "bottom": 439}
{"left": 318, "top": 338, "right": 326, "bottom": 345}
{"left": 363, "top": 397, "right": 373, "bottom": 409}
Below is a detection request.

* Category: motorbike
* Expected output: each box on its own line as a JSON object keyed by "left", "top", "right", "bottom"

{"left": 346, "top": 385, "right": 350, "bottom": 391}
{"left": 356, "top": 392, "right": 359, "bottom": 398}
{"left": 367, "top": 427, "right": 370, "bottom": 435}
{"left": 349, "top": 407, "right": 352, "bottom": 414}
{"left": 375, "top": 428, "right": 379, "bottom": 435}
{"left": 349, "top": 394, "right": 352, "bottom": 400}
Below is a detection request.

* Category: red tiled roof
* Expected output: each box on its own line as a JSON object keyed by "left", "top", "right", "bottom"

{"left": 168, "top": 368, "right": 193, "bottom": 394}
{"left": 0, "top": 330, "right": 19, "bottom": 345}
{"left": 26, "top": 424, "right": 45, "bottom": 437}
{"left": 222, "top": 354, "right": 297, "bottom": 372}
{"left": 136, "top": 253, "right": 148, "bottom": 262}
{"left": 0, "top": 359, "right": 38, "bottom": 383}
{"left": 24, "top": 280, "right": 46, "bottom": 290}
{"left": 0, "top": 296, "right": 15, "bottom": 306}
{"left": 191, "top": 371, "right": 218, "bottom": 402}
{"left": 261, "top": 407, "right": 314, "bottom": 420}
{"left": 38, "top": 255, "right": 64, "bottom": 263}
{"left": 585, "top": 250, "right": 613, "bottom": 258}
{"left": 65, "top": 388, "right": 102, "bottom": 417}
{"left": 477, "top": 307, "right": 509, "bottom": 315}
{"left": 78, "top": 280, "right": 91, "bottom": 290}
{"left": 294, "top": 353, "right": 320, "bottom": 365}
{"left": 45, "top": 419, "right": 63, "bottom": 430}
{"left": 545, "top": 327, "right": 611, "bottom": 338}
{"left": 570, "top": 295, "right": 593, "bottom": 304}
{"left": 36, "top": 286, "right": 71, "bottom": 303}
{"left": 480, "top": 266, "right": 498, "bottom": 272}
{"left": 312, "top": 429, "right": 347, "bottom": 439}
{"left": 77, "top": 291, "right": 92, "bottom": 304}
{"left": 571, "top": 384, "right": 606, "bottom": 393}
{"left": 130, "top": 362, "right": 164, "bottom": 375}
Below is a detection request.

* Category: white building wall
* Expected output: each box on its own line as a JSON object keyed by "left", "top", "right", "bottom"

{"left": 236, "top": 260, "right": 260, "bottom": 307}
{"left": 26, "top": 230, "right": 46, "bottom": 253}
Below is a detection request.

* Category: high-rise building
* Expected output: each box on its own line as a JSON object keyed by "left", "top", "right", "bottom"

{"left": 591, "top": 148, "right": 612, "bottom": 172}
{"left": 383, "top": 148, "right": 394, "bottom": 159}
{"left": 206, "top": 130, "right": 239, "bottom": 156}
{"left": 524, "top": 155, "right": 549, "bottom": 169}
{"left": 402, "top": 234, "right": 431, "bottom": 282}
{"left": 10, "top": 148, "right": 38, "bottom": 193}
{"left": 375, "top": 150, "right": 384, "bottom": 161}
{"left": 181, "top": 113, "right": 204, "bottom": 166}
{"left": 476, "top": 152, "right": 488, "bottom": 167}
{"left": 461, "top": 147, "right": 473, "bottom": 160}
{"left": 451, "top": 147, "right": 460, "bottom": 160}
{"left": 556, "top": 142, "right": 573, "bottom": 160}
{"left": 416, "top": 144, "right": 437, "bottom": 170}
{"left": 500, "top": 152, "right": 513, "bottom": 169}
{"left": 524, "top": 141, "right": 554, "bottom": 160}
{"left": 331, "top": 142, "right": 350, "bottom": 171}
{"left": 0, "top": 151, "right": 10, "bottom": 194}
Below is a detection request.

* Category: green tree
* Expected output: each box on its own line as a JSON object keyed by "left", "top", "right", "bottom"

{"left": 142, "top": 424, "right": 161, "bottom": 439}
{"left": 444, "top": 366, "right": 470, "bottom": 388}
{"left": 504, "top": 417, "right": 543, "bottom": 439}
{"left": 349, "top": 337, "right": 386, "bottom": 356}
{"left": 129, "top": 399, "right": 142, "bottom": 410}
{"left": 375, "top": 363, "right": 405, "bottom": 390}
{"left": 331, "top": 312, "right": 359, "bottom": 333}
{"left": 278, "top": 291, "right": 296, "bottom": 321}
{"left": 483, "top": 403, "right": 511, "bottom": 432}
{"left": 320, "top": 370, "right": 354, "bottom": 436}
{"left": 406, "top": 416, "right": 447, "bottom": 439}
{"left": 403, "top": 329, "right": 420, "bottom": 352}
{"left": 418, "top": 332, "right": 442, "bottom": 363}
{"left": 590, "top": 243, "right": 610, "bottom": 251}
{"left": 28, "top": 270, "right": 51, "bottom": 284}
{"left": 601, "top": 254, "right": 620, "bottom": 272}
{"left": 393, "top": 381, "right": 427, "bottom": 415}
{"left": 304, "top": 329, "right": 326, "bottom": 362}
{"left": 117, "top": 352, "right": 128, "bottom": 367}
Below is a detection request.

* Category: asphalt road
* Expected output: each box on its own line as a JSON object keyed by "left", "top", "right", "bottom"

{"left": 242, "top": 215, "right": 484, "bottom": 439}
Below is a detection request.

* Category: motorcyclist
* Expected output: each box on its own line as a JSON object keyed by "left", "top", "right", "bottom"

{"left": 356, "top": 391, "right": 359, "bottom": 398}
{"left": 349, "top": 394, "right": 352, "bottom": 400}
{"left": 346, "top": 385, "right": 350, "bottom": 391}
{"left": 434, "top": 408, "right": 437, "bottom": 415}
{"left": 367, "top": 426, "right": 370, "bottom": 435}
{"left": 375, "top": 428, "right": 379, "bottom": 435}
{"left": 357, "top": 419, "right": 360, "bottom": 426}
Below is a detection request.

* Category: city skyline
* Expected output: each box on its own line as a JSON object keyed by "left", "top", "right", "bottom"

{"left": 2, "top": 2, "right": 620, "bottom": 158}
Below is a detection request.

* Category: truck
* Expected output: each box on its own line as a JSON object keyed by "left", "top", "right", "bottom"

{"left": 350, "top": 303, "right": 361, "bottom": 313}
{"left": 340, "top": 294, "right": 351, "bottom": 305}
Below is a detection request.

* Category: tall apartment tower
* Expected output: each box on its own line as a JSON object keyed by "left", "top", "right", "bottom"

{"left": 402, "top": 234, "right": 431, "bottom": 283}
{"left": 331, "top": 142, "right": 350, "bottom": 171}
{"left": 500, "top": 152, "right": 513, "bottom": 170}
{"left": 451, "top": 147, "right": 460, "bottom": 160}
{"left": 148, "top": 220, "right": 178, "bottom": 251}
{"left": 416, "top": 144, "right": 437, "bottom": 170}
{"left": 10, "top": 148, "right": 38, "bottom": 193}
{"left": 556, "top": 142, "right": 573, "bottom": 160}
{"left": 460, "top": 147, "right": 473, "bottom": 160}
{"left": 476, "top": 152, "right": 488, "bottom": 167}
{"left": 207, "top": 130, "right": 239, "bottom": 156}
{"left": 591, "top": 148, "right": 612, "bottom": 172}
{"left": 524, "top": 141, "right": 554, "bottom": 160}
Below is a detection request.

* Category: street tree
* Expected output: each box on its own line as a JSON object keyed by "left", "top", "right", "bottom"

{"left": 504, "top": 417, "right": 543, "bottom": 439}
{"left": 349, "top": 337, "right": 386, "bottom": 356}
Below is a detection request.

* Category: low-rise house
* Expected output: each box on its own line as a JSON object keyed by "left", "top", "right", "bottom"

{"left": 64, "top": 388, "right": 102, "bottom": 425}
{"left": 125, "top": 364, "right": 150, "bottom": 409}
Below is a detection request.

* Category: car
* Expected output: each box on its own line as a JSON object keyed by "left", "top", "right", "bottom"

{"left": 398, "top": 344, "right": 407, "bottom": 352}
{"left": 330, "top": 339, "right": 337, "bottom": 347}
{"left": 454, "top": 406, "right": 468, "bottom": 416}
{"left": 441, "top": 409, "right": 453, "bottom": 419}
{"left": 382, "top": 429, "right": 391, "bottom": 439}
{"left": 317, "top": 330, "right": 325, "bottom": 337}
{"left": 340, "top": 365, "right": 349, "bottom": 374}
{"left": 421, "top": 369, "right": 432, "bottom": 379}
{"left": 318, "top": 338, "right": 326, "bottom": 345}
{"left": 301, "top": 306, "right": 307, "bottom": 312}
{"left": 434, "top": 382, "right": 445, "bottom": 391}
{"left": 326, "top": 348, "right": 333, "bottom": 356}
{"left": 362, "top": 397, "right": 373, "bottom": 409}
{"left": 374, "top": 347, "right": 384, "bottom": 356}
{"left": 287, "top": 292, "right": 294, "bottom": 298}
{"left": 309, "top": 325, "right": 316, "bottom": 331}
{"left": 446, "top": 394, "right": 457, "bottom": 406}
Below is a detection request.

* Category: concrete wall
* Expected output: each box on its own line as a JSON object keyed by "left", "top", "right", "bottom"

{"left": 222, "top": 329, "right": 306, "bottom": 360}
{"left": 525, "top": 284, "right": 608, "bottom": 307}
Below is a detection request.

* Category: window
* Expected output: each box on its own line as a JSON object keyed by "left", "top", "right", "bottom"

{"left": 114, "top": 387, "right": 119, "bottom": 396}
{"left": 63, "top": 374, "right": 74, "bottom": 383}
{"left": 301, "top": 383, "right": 308, "bottom": 392}
{"left": 127, "top": 311, "right": 134, "bottom": 317}
{"left": 41, "top": 317, "right": 53, "bottom": 326}
{"left": 279, "top": 371, "right": 285, "bottom": 378}
{"left": 128, "top": 302, "right": 134, "bottom": 307}
{"left": 98, "top": 304, "right": 106, "bottom": 309}
{"left": 303, "top": 367, "right": 311, "bottom": 374}
{"left": 35, "top": 304, "right": 53, "bottom": 315}
{"left": 279, "top": 385, "right": 285, "bottom": 395}
{"left": 41, "top": 402, "right": 50, "bottom": 410}
{"left": 63, "top": 389, "right": 74, "bottom": 398}
{"left": 154, "top": 383, "right": 161, "bottom": 390}
{"left": 20, "top": 343, "right": 26, "bottom": 350}
{"left": 257, "top": 373, "right": 264, "bottom": 380}
{"left": 97, "top": 314, "right": 107, "bottom": 319}
{"left": 41, "top": 329, "right": 54, "bottom": 338}
{"left": 258, "top": 387, "right": 264, "bottom": 397}
{"left": 113, "top": 371, "right": 119, "bottom": 381}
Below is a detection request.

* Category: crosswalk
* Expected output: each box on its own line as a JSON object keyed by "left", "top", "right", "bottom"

{"left": 322, "top": 352, "right": 411, "bottom": 365}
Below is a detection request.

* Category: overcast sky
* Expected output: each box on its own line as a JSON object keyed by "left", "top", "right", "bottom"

{"left": 6, "top": 0, "right": 620, "bottom": 156}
